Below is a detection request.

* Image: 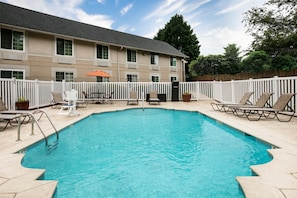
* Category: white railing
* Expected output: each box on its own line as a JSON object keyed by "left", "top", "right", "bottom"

{"left": 0, "top": 76, "right": 296, "bottom": 113}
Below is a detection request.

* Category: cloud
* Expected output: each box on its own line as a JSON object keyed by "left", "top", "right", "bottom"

{"left": 143, "top": 0, "right": 184, "bottom": 20}
{"left": 4, "top": 0, "right": 114, "bottom": 29}
{"left": 117, "top": 24, "right": 129, "bottom": 32}
{"left": 198, "top": 27, "right": 253, "bottom": 55}
{"left": 216, "top": 0, "right": 250, "bottom": 15}
{"left": 97, "top": 0, "right": 104, "bottom": 3}
{"left": 75, "top": 10, "right": 113, "bottom": 29}
{"left": 120, "top": 3, "right": 133, "bottom": 16}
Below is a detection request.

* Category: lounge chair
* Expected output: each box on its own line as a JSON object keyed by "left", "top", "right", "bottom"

{"left": 127, "top": 91, "right": 139, "bottom": 105}
{"left": 148, "top": 90, "right": 160, "bottom": 105}
{"left": 51, "top": 91, "right": 87, "bottom": 108}
{"left": 239, "top": 93, "right": 296, "bottom": 122}
{"left": 228, "top": 92, "right": 273, "bottom": 116}
{"left": 211, "top": 91, "right": 254, "bottom": 112}
{"left": 103, "top": 91, "right": 114, "bottom": 104}
{"left": 0, "top": 113, "right": 22, "bottom": 131}
{"left": 0, "top": 97, "right": 35, "bottom": 130}
{"left": 51, "top": 92, "right": 68, "bottom": 107}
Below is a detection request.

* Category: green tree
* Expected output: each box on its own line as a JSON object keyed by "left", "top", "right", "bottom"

{"left": 241, "top": 51, "right": 271, "bottom": 73}
{"left": 243, "top": 0, "right": 297, "bottom": 58}
{"left": 154, "top": 14, "right": 200, "bottom": 78}
{"left": 189, "top": 55, "right": 223, "bottom": 76}
{"left": 271, "top": 55, "right": 297, "bottom": 71}
{"left": 222, "top": 44, "right": 241, "bottom": 74}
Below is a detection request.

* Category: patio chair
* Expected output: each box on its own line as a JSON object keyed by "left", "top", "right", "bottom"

{"left": 103, "top": 91, "right": 114, "bottom": 104}
{"left": 211, "top": 91, "right": 254, "bottom": 112}
{"left": 228, "top": 92, "right": 274, "bottom": 116}
{"left": 0, "top": 97, "right": 31, "bottom": 126}
{"left": 127, "top": 91, "right": 139, "bottom": 105}
{"left": 148, "top": 90, "right": 160, "bottom": 105}
{"left": 0, "top": 113, "right": 22, "bottom": 131}
{"left": 239, "top": 93, "right": 296, "bottom": 122}
{"left": 51, "top": 92, "right": 68, "bottom": 108}
{"left": 52, "top": 91, "right": 87, "bottom": 108}
{"left": 59, "top": 89, "right": 80, "bottom": 116}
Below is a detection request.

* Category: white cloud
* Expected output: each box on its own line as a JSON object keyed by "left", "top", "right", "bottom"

{"left": 197, "top": 27, "right": 253, "bottom": 55}
{"left": 143, "top": 0, "right": 185, "bottom": 20}
{"left": 120, "top": 3, "right": 133, "bottom": 16}
{"left": 4, "top": 0, "right": 114, "bottom": 29}
{"left": 97, "top": 0, "right": 104, "bottom": 4}
{"left": 180, "top": 0, "right": 210, "bottom": 14}
{"left": 117, "top": 25, "right": 129, "bottom": 32}
{"left": 216, "top": 0, "right": 250, "bottom": 15}
{"left": 75, "top": 10, "right": 113, "bottom": 29}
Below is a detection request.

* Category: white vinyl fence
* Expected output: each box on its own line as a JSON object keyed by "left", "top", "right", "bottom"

{"left": 0, "top": 76, "right": 296, "bottom": 113}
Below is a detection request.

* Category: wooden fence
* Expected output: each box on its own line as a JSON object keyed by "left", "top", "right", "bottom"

{"left": 193, "top": 68, "right": 297, "bottom": 81}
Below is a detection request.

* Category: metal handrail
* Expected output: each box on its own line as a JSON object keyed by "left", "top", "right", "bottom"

{"left": 15, "top": 109, "right": 58, "bottom": 145}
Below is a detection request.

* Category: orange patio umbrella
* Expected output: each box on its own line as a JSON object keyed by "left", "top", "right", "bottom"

{"left": 85, "top": 70, "right": 111, "bottom": 78}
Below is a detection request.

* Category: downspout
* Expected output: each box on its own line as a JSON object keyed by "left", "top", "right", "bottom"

{"left": 182, "top": 59, "right": 188, "bottom": 82}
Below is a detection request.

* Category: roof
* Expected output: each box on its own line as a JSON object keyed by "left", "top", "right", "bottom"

{"left": 0, "top": 2, "right": 187, "bottom": 58}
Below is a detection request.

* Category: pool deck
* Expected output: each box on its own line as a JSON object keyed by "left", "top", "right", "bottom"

{"left": 0, "top": 100, "right": 297, "bottom": 198}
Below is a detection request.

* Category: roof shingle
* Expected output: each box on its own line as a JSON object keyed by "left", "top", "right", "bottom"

{"left": 0, "top": 2, "right": 187, "bottom": 58}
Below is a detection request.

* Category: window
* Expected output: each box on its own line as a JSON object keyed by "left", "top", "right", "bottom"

{"left": 127, "top": 49, "right": 136, "bottom": 62}
{"left": 56, "top": 38, "right": 72, "bottom": 56}
{"left": 127, "top": 74, "right": 138, "bottom": 82}
{"left": 56, "top": 71, "right": 74, "bottom": 82}
{"left": 97, "top": 44, "right": 109, "bottom": 59}
{"left": 170, "top": 57, "right": 177, "bottom": 66}
{"left": 0, "top": 28, "right": 24, "bottom": 50}
{"left": 0, "top": 70, "right": 24, "bottom": 79}
{"left": 171, "top": 76, "right": 177, "bottom": 82}
{"left": 151, "top": 76, "right": 159, "bottom": 82}
{"left": 151, "top": 53, "right": 159, "bottom": 65}
{"left": 96, "top": 77, "right": 110, "bottom": 82}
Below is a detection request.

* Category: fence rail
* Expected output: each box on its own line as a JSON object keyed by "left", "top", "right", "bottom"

{"left": 0, "top": 76, "right": 296, "bottom": 113}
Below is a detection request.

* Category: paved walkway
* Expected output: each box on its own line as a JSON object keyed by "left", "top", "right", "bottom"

{"left": 0, "top": 101, "right": 297, "bottom": 198}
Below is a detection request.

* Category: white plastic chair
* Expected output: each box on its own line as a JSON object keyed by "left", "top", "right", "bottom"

{"left": 59, "top": 89, "right": 80, "bottom": 116}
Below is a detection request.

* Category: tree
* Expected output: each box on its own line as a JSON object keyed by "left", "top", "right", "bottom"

{"left": 222, "top": 44, "right": 241, "bottom": 74}
{"left": 240, "top": 51, "right": 271, "bottom": 73}
{"left": 154, "top": 14, "right": 200, "bottom": 77}
{"left": 243, "top": 0, "right": 297, "bottom": 57}
{"left": 271, "top": 55, "right": 297, "bottom": 71}
{"left": 189, "top": 55, "right": 223, "bottom": 76}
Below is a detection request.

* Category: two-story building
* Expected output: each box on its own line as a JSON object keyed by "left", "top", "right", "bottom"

{"left": 0, "top": 2, "right": 187, "bottom": 82}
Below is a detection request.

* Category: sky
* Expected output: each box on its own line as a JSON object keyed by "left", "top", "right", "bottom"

{"left": 1, "top": 0, "right": 267, "bottom": 55}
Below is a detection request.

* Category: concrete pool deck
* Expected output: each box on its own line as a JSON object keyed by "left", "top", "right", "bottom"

{"left": 0, "top": 100, "right": 296, "bottom": 198}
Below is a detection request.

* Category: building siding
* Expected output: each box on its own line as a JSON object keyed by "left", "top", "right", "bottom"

{"left": 0, "top": 26, "right": 185, "bottom": 82}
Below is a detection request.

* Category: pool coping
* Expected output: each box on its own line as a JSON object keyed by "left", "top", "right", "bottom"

{"left": 0, "top": 101, "right": 297, "bottom": 198}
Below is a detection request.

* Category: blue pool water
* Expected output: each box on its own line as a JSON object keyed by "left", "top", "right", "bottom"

{"left": 22, "top": 108, "right": 271, "bottom": 198}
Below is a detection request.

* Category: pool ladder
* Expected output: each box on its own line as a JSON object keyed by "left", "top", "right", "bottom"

{"left": 16, "top": 109, "right": 58, "bottom": 145}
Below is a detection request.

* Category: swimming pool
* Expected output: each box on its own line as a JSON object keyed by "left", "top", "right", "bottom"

{"left": 22, "top": 108, "right": 271, "bottom": 197}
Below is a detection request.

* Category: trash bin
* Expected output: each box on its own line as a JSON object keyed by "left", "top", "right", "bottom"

{"left": 171, "top": 81, "right": 179, "bottom": 101}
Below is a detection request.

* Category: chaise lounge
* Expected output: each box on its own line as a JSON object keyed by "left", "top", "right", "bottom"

{"left": 229, "top": 92, "right": 274, "bottom": 116}
{"left": 238, "top": 93, "right": 296, "bottom": 122}
{"left": 211, "top": 91, "right": 254, "bottom": 112}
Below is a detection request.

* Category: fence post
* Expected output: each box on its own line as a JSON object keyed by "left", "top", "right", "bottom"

{"left": 62, "top": 80, "right": 66, "bottom": 100}
{"left": 248, "top": 78, "right": 253, "bottom": 92}
{"left": 12, "top": 78, "right": 17, "bottom": 110}
{"left": 196, "top": 81, "right": 199, "bottom": 101}
{"left": 294, "top": 78, "right": 297, "bottom": 113}
{"left": 34, "top": 79, "right": 39, "bottom": 109}
{"left": 273, "top": 76, "right": 279, "bottom": 102}
{"left": 231, "top": 80, "right": 235, "bottom": 103}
